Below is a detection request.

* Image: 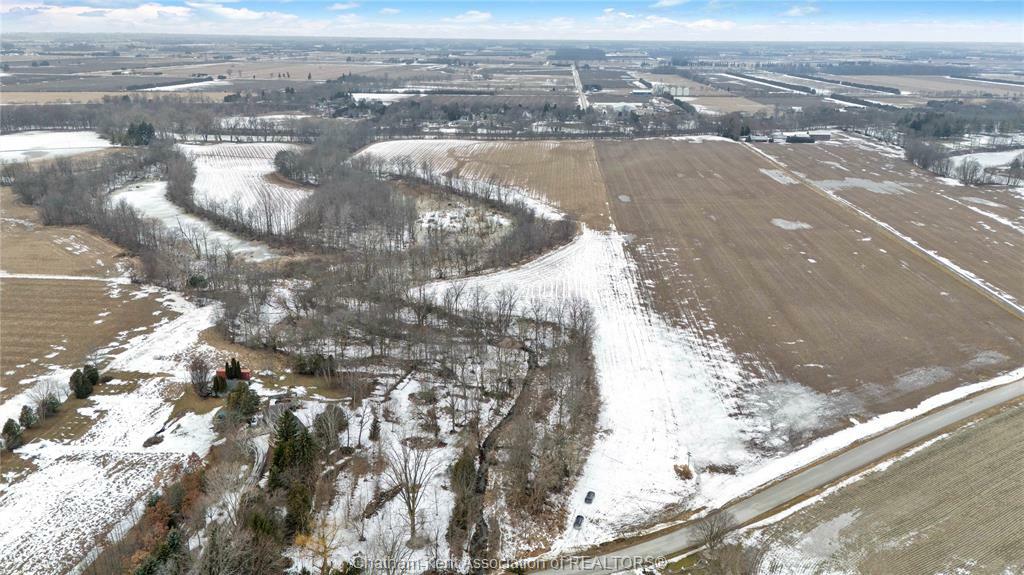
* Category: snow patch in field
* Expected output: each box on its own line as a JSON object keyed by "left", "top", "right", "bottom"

{"left": 948, "top": 148, "right": 1024, "bottom": 169}
{"left": 771, "top": 218, "right": 812, "bottom": 231}
{"left": 351, "top": 92, "right": 417, "bottom": 103}
{"left": 140, "top": 79, "right": 231, "bottom": 92}
{"left": 815, "top": 177, "right": 911, "bottom": 195}
{"left": 760, "top": 168, "right": 798, "bottom": 185}
{"left": 962, "top": 196, "right": 1006, "bottom": 208}
{"left": 0, "top": 131, "right": 112, "bottom": 163}
{"left": 0, "top": 292, "right": 221, "bottom": 574}
{"left": 109, "top": 181, "right": 278, "bottom": 261}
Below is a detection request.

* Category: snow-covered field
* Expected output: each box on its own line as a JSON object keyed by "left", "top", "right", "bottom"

{"left": 328, "top": 135, "right": 1024, "bottom": 554}
{"left": 425, "top": 226, "right": 753, "bottom": 548}
{"left": 178, "top": 142, "right": 310, "bottom": 233}
{"left": 109, "top": 181, "right": 278, "bottom": 260}
{"left": 219, "top": 113, "right": 312, "bottom": 129}
{"left": 351, "top": 93, "right": 418, "bottom": 103}
{"left": 355, "top": 139, "right": 564, "bottom": 220}
{"left": 140, "top": 79, "right": 232, "bottom": 92}
{"left": 948, "top": 148, "right": 1024, "bottom": 169}
{"left": 0, "top": 131, "right": 112, "bottom": 163}
{"left": 0, "top": 289, "right": 221, "bottom": 575}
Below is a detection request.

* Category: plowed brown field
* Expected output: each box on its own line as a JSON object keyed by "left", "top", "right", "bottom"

{"left": 595, "top": 139, "right": 1021, "bottom": 415}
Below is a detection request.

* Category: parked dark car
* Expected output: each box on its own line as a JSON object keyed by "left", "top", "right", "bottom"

{"left": 584, "top": 491, "right": 595, "bottom": 504}
{"left": 573, "top": 515, "right": 584, "bottom": 529}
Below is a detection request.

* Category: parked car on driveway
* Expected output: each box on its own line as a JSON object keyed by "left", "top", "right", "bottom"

{"left": 573, "top": 515, "right": 584, "bottom": 529}
{"left": 585, "top": 491, "right": 595, "bottom": 504}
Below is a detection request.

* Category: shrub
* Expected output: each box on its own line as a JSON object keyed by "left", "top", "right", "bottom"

{"left": 18, "top": 405, "right": 38, "bottom": 430}
{"left": 211, "top": 375, "right": 228, "bottom": 396}
{"left": 43, "top": 393, "right": 61, "bottom": 417}
{"left": 69, "top": 369, "right": 93, "bottom": 399}
{"left": 368, "top": 413, "right": 381, "bottom": 442}
{"left": 225, "top": 382, "right": 260, "bottom": 417}
{"left": 83, "top": 364, "right": 100, "bottom": 388}
{"left": 2, "top": 419, "right": 23, "bottom": 450}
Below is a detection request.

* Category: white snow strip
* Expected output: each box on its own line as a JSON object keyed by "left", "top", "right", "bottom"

{"left": 139, "top": 79, "right": 232, "bottom": 92}
{"left": 0, "top": 271, "right": 129, "bottom": 283}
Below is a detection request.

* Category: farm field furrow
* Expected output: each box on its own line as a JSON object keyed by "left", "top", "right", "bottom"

{"left": 754, "top": 134, "right": 1024, "bottom": 306}
{"left": 178, "top": 142, "right": 309, "bottom": 234}
{"left": 823, "top": 74, "right": 1024, "bottom": 97}
{"left": 595, "top": 138, "right": 1022, "bottom": 419}
{"left": 748, "top": 401, "right": 1024, "bottom": 574}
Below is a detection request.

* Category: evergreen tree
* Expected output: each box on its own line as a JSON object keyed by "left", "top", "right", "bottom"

{"left": 69, "top": 368, "right": 92, "bottom": 399}
{"left": 83, "top": 364, "right": 100, "bottom": 387}
{"left": 225, "top": 382, "right": 259, "bottom": 416}
{"left": 285, "top": 482, "right": 312, "bottom": 536}
{"left": 2, "top": 418, "right": 23, "bottom": 450}
{"left": 212, "top": 375, "right": 228, "bottom": 396}
{"left": 19, "top": 405, "right": 38, "bottom": 430}
{"left": 43, "top": 392, "right": 61, "bottom": 417}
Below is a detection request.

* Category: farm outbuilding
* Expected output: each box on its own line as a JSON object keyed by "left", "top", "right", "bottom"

{"left": 216, "top": 367, "right": 252, "bottom": 380}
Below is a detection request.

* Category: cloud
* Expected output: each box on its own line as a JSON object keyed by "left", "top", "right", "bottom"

{"left": 185, "top": 2, "right": 272, "bottom": 20}
{"left": 378, "top": 7, "right": 399, "bottom": 15}
{"left": 783, "top": 4, "right": 819, "bottom": 17}
{"left": 651, "top": 0, "right": 688, "bottom": 8}
{"left": 447, "top": 9, "right": 491, "bottom": 23}
{"left": 643, "top": 15, "right": 734, "bottom": 30}
{"left": 598, "top": 7, "right": 635, "bottom": 21}
{"left": 328, "top": 2, "right": 358, "bottom": 10}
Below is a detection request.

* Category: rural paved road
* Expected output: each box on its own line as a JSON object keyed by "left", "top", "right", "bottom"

{"left": 536, "top": 375, "right": 1024, "bottom": 575}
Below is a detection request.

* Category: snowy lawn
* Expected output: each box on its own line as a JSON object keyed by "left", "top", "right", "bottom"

{"left": 0, "top": 131, "right": 113, "bottom": 164}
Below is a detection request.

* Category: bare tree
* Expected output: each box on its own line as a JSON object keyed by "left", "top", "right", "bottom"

{"left": 188, "top": 351, "right": 213, "bottom": 397}
{"left": 296, "top": 510, "right": 346, "bottom": 575}
{"left": 696, "top": 511, "right": 735, "bottom": 557}
{"left": 955, "top": 158, "right": 985, "bottom": 186}
{"left": 381, "top": 442, "right": 442, "bottom": 544}
{"left": 364, "top": 521, "right": 415, "bottom": 575}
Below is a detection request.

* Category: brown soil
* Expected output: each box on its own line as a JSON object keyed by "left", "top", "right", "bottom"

{"left": 757, "top": 134, "right": 1024, "bottom": 304}
{"left": 753, "top": 401, "right": 1024, "bottom": 574}
{"left": 594, "top": 139, "right": 1022, "bottom": 414}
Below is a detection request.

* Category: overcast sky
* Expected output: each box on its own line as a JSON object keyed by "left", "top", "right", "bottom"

{"left": 3, "top": 1, "right": 1022, "bottom": 42}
